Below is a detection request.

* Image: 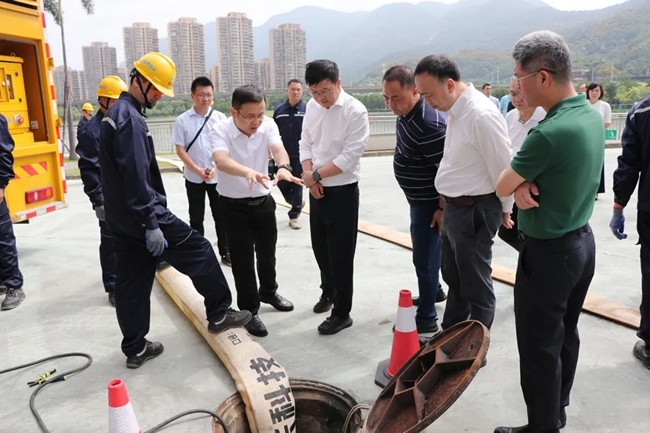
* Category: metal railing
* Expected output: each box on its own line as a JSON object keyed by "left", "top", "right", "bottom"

{"left": 63, "top": 112, "right": 627, "bottom": 155}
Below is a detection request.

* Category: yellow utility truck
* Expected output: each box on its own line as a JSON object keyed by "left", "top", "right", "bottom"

{"left": 1, "top": 0, "right": 67, "bottom": 222}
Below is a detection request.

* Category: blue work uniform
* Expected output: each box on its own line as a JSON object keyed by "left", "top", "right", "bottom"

{"left": 99, "top": 92, "right": 233, "bottom": 358}
{"left": 78, "top": 116, "right": 89, "bottom": 132}
{"left": 273, "top": 99, "right": 306, "bottom": 219}
{"left": 76, "top": 110, "right": 116, "bottom": 294}
{"left": 0, "top": 113, "right": 24, "bottom": 291}
{"left": 613, "top": 96, "right": 650, "bottom": 347}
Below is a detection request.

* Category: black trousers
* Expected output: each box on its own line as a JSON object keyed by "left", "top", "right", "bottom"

{"left": 0, "top": 200, "right": 23, "bottom": 289}
{"left": 440, "top": 197, "right": 502, "bottom": 330}
{"left": 99, "top": 220, "right": 116, "bottom": 293}
{"left": 220, "top": 195, "right": 278, "bottom": 315}
{"left": 277, "top": 157, "right": 304, "bottom": 219}
{"left": 185, "top": 179, "right": 228, "bottom": 257}
{"left": 498, "top": 203, "right": 523, "bottom": 251}
{"left": 310, "top": 183, "right": 359, "bottom": 319}
{"left": 636, "top": 211, "right": 650, "bottom": 346}
{"left": 514, "top": 224, "right": 595, "bottom": 431}
{"left": 110, "top": 211, "right": 232, "bottom": 357}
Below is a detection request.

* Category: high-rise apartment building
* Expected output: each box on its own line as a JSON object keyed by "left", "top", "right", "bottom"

{"left": 269, "top": 24, "right": 306, "bottom": 90}
{"left": 255, "top": 58, "right": 271, "bottom": 90}
{"left": 209, "top": 65, "right": 220, "bottom": 91}
{"left": 168, "top": 18, "right": 206, "bottom": 96}
{"left": 54, "top": 66, "right": 88, "bottom": 103}
{"left": 216, "top": 12, "right": 254, "bottom": 93}
{"left": 123, "top": 23, "right": 159, "bottom": 72}
{"left": 82, "top": 42, "right": 118, "bottom": 99}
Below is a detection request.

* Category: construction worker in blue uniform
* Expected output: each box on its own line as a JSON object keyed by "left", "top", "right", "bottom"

{"left": 273, "top": 79, "right": 307, "bottom": 229}
{"left": 78, "top": 102, "right": 94, "bottom": 131}
{"left": 99, "top": 52, "right": 251, "bottom": 369}
{"left": 0, "top": 113, "right": 25, "bottom": 310}
{"left": 77, "top": 76, "right": 127, "bottom": 308}
{"left": 611, "top": 95, "right": 650, "bottom": 369}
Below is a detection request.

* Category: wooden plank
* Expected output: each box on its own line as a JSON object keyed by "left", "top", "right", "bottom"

{"left": 274, "top": 194, "right": 641, "bottom": 330}
{"left": 155, "top": 267, "right": 295, "bottom": 433}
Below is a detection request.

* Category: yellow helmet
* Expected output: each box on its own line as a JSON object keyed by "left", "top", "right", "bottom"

{"left": 82, "top": 102, "right": 94, "bottom": 112}
{"left": 97, "top": 75, "right": 128, "bottom": 99}
{"left": 133, "top": 52, "right": 176, "bottom": 97}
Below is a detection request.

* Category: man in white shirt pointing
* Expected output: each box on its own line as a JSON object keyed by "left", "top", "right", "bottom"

{"left": 209, "top": 84, "right": 302, "bottom": 338}
{"left": 414, "top": 55, "right": 514, "bottom": 331}
{"left": 299, "top": 59, "right": 370, "bottom": 335}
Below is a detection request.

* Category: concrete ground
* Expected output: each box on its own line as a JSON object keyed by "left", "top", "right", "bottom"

{"left": 1, "top": 149, "right": 649, "bottom": 433}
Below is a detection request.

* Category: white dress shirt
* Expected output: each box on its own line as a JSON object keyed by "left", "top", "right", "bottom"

{"left": 506, "top": 106, "right": 546, "bottom": 156}
{"left": 171, "top": 106, "right": 226, "bottom": 184}
{"left": 435, "top": 84, "right": 514, "bottom": 212}
{"left": 590, "top": 99, "right": 612, "bottom": 124}
{"left": 299, "top": 89, "right": 369, "bottom": 187}
{"left": 208, "top": 116, "right": 282, "bottom": 198}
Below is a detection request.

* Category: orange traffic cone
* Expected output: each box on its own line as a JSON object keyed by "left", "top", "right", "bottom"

{"left": 108, "top": 379, "right": 141, "bottom": 433}
{"left": 375, "top": 289, "right": 421, "bottom": 388}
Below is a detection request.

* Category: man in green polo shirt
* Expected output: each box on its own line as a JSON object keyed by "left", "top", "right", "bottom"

{"left": 495, "top": 30, "right": 604, "bottom": 433}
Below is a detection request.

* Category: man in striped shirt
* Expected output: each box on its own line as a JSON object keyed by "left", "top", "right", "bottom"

{"left": 383, "top": 65, "right": 447, "bottom": 334}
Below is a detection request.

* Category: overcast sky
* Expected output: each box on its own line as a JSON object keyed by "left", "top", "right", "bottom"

{"left": 45, "top": 0, "right": 628, "bottom": 70}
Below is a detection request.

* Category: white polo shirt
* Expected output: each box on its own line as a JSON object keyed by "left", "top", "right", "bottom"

{"left": 171, "top": 107, "right": 227, "bottom": 184}
{"left": 299, "top": 89, "right": 369, "bottom": 187}
{"left": 506, "top": 106, "right": 546, "bottom": 156}
{"left": 208, "top": 116, "right": 282, "bottom": 199}
{"left": 435, "top": 84, "right": 514, "bottom": 212}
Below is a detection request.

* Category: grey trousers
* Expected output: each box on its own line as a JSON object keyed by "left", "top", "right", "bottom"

{"left": 440, "top": 197, "right": 502, "bottom": 330}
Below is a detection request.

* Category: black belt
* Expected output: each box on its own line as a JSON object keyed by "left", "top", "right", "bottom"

{"left": 220, "top": 195, "right": 269, "bottom": 206}
{"left": 322, "top": 182, "right": 358, "bottom": 192}
{"left": 518, "top": 224, "right": 590, "bottom": 242}
{"left": 442, "top": 193, "right": 497, "bottom": 206}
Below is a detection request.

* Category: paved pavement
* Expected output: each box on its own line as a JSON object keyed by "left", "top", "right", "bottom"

{"left": 1, "top": 149, "right": 649, "bottom": 432}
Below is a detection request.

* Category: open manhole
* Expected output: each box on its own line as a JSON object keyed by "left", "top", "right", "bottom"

{"left": 213, "top": 320, "right": 488, "bottom": 433}
{"left": 213, "top": 378, "right": 364, "bottom": 433}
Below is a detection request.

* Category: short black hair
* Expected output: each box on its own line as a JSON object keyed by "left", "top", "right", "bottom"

{"left": 414, "top": 55, "right": 461, "bottom": 82}
{"left": 305, "top": 60, "right": 339, "bottom": 86}
{"left": 482, "top": 83, "right": 491, "bottom": 90}
{"left": 287, "top": 79, "right": 303, "bottom": 87}
{"left": 586, "top": 82, "right": 604, "bottom": 100}
{"left": 191, "top": 76, "right": 213, "bottom": 93}
{"left": 382, "top": 66, "right": 415, "bottom": 88}
{"left": 231, "top": 84, "right": 265, "bottom": 110}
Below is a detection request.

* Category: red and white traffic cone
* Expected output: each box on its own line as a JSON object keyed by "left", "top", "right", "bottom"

{"left": 375, "top": 289, "right": 421, "bottom": 388}
{"left": 108, "top": 379, "right": 141, "bottom": 433}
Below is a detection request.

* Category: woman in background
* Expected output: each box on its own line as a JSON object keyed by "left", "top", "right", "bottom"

{"left": 587, "top": 82, "right": 612, "bottom": 199}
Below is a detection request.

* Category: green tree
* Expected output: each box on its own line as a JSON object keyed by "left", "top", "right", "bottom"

{"left": 44, "top": 0, "right": 95, "bottom": 160}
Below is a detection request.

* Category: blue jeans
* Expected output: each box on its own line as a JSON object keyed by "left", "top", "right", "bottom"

{"left": 409, "top": 200, "right": 442, "bottom": 322}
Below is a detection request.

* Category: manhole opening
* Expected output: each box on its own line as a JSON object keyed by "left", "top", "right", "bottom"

{"left": 213, "top": 378, "right": 363, "bottom": 433}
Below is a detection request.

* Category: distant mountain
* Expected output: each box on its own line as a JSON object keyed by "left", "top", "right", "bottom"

{"left": 159, "top": 0, "right": 650, "bottom": 84}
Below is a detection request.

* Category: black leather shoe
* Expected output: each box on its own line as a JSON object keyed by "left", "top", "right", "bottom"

{"left": 436, "top": 288, "right": 447, "bottom": 303}
{"left": 318, "top": 316, "right": 353, "bottom": 335}
{"left": 633, "top": 340, "right": 650, "bottom": 369}
{"left": 260, "top": 293, "right": 294, "bottom": 312}
{"left": 208, "top": 308, "right": 252, "bottom": 334}
{"left": 494, "top": 426, "right": 529, "bottom": 433}
{"left": 126, "top": 341, "right": 164, "bottom": 369}
{"left": 245, "top": 315, "right": 268, "bottom": 337}
{"left": 416, "top": 319, "right": 439, "bottom": 334}
{"left": 108, "top": 292, "right": 115, "bottom": 307}
{"left": 221, "top": 253, "right": 232, "bottom": 267}
{"left": 313, "top": 295, "right": 332, "bottom": 313}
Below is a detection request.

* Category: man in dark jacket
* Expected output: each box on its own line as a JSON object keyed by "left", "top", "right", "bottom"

{"left": 0, "top": 113, "right": 25, "bottom": 310}
{"left": 77, "top": 75, "right": 127, "bottom": 307}
{"left": 99, "top": 52, "right": 250, "bottom": 369}
{"left": 610, "top": 96, "right": 650, "bottom": 369}
{"left": 273, "top": 79, "right": 307, "bottom": 229}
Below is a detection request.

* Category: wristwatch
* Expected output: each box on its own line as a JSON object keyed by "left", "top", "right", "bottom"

{"left": 277, "top": 163, "right": 293, "bottom": 173}
{"left": 312, "top": 170, "right": 322, "bottom": 182}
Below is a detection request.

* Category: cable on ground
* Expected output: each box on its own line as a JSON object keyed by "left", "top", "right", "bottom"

{"left": 342, "top": 403, "right": 372, "bottom": 433}
{"left": 0, "top": 353, "right": 229, "bottom": 433}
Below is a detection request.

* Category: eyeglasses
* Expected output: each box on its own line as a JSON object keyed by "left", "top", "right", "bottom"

{"left": 310, "top": 87, "right": 334, "bottom": 98}
{"left": 237, "top": 111, "right": 264, "bottom": 122}
{"left": 511, "top": 69, "right": 557, "bottom": 88}
{"left": 194, "top": 93, "right": 213, "bottom": 99}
